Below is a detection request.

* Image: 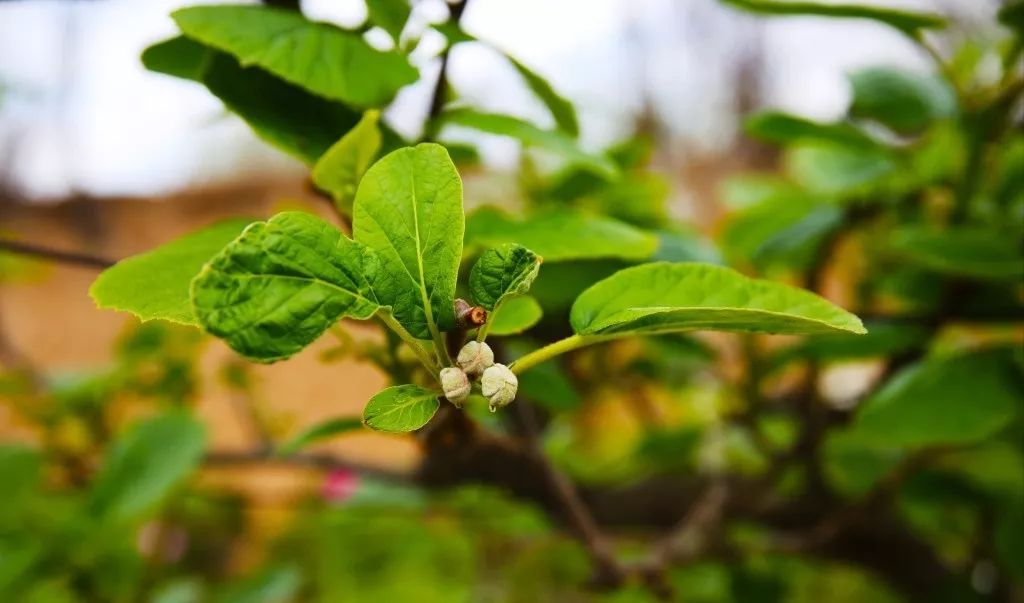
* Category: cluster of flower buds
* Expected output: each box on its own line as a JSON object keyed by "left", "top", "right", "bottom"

{"left": 439, "top": 341, "right": 518, "bottom": 412}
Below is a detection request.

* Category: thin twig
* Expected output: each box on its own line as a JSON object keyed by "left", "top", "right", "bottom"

{"left": 0, "top": 239, "right": 114, "bottom": 269}
{"left": 645, "top": 478, "right": 729, "bottom": 567}
{"left": 515, "top": 399, "right": 626, "bottom": 588}
{"left": 766, "top": 449, "right": 938, "bottom": 553}
{"left": 204, "top": 448, "right": 410, "bottom": 483}
{"left": 423, "top": 0, "right": 470, "bottom": 141}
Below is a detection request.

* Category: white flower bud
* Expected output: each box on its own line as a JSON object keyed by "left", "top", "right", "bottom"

{"left": 439, "top": 367, "right": 471, "bottom": 406}
{"left": 481, "top": 363, "right": 517, "bottom": 412}
{"left": 456, "top": 341, "right": 494, "bottom": 375}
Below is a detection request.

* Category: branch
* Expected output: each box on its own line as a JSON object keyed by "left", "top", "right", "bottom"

{"left": 764, "top": 448, "right": 938, "bottom": 554}
{"left": 634, "top": 478, "right": 730, "bottom": 597}
{"left": 0, "top": 239, "right": 114, "bottom": 269}
{"left": 204, "top": 448, "right": 410, "bottom": 483}
{"left": 514, "top": 398, "right": 627, "bottom": 588}
{"left": 423, "top": 0, "right": 470, "bottom": 141}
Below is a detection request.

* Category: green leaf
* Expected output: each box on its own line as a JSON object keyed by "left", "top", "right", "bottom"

{"left": 0, "top": 446, "right": 42, "bottom": 519}
{"left": 88, "top": 412, "right": 206, "bottom": 522}
{"left": 469, "top": 244, "right": 542, "bottom": 310}
{"left": 570, "top": 262, "right": 865, "bottom": 337}
{"left": 722, "top": 196, "right": 842, "bottom": 269}
{"left": 362, "top": 385, "right": 440, "bottom": 432}
{"left": 201, "top": 53, "right": 363, "bottom": 164}
{"left": 487, "top": 295, "right": 543, "bottom": 336}
{"left": 191, "top": 212, "right": 381, "bottom": 362}
{"left": 719, "top": 0, "right": 946, "bottom": 36}
{"left": 365, "top": 0, "right": 412, "bottom": 43}
{"left": 768, "top": 322, "right": 929, "bottom": 372}
{"left": 432, "top": 24, "right": 579, "bottom": 137}
{"left": 720, "top": 173, "right": 804, "bottom": 209}
{"left": 213, "top": 565, "right": 301, "bottom": 603}
{"left": 312, "top": 110, "right": 382, "bottom": 213}
{"left": 352, "top": 144, "right": 464, "bottom": 339}
{"left": 653, "top": 228, "right": 722, "bottom": 265}
{"left": 142, "top": 37, "right": 376, "bottom": 164}
{"left": 91, "top": 219, "right": 253, "bottom": 325}
{"left": 438, "top": 109, "right": 616, "bottom": 178}
{"left": 999, "top": 1, "right": 1024, "bottom": 32}
{"left": 172, "top": 5, "right": 417, "bottom": 107}
{"left": 507, "top": 57, "right": 579, "bottom": 137}
{"left": 744, "top": 111, "right": 877, "bottom": 148}
{"left": 848, "top": 67, "right": 956, "bottom": 134}
{"left": 785, "top": 141, "right": 896, "bottom": 196}
{"left": 853, "top": 347, "right": 1022, "bottom": 448}
{"left": 824, "top": 428, "right": 903, "bottom": 497}
{"left": 277, "top": 417, "right": 363, "bottom": 456}
{"left": 466, "top": 207, "right": 658, "bottom": 262}
{"left": 141, "top": 35, "right": 209, "bottom": 81}
{"left": 887, "top": 227, "right": 1024, "bottom": 281}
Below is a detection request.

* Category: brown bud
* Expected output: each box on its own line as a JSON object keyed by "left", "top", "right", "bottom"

{"left": 455, "top": 298, "right": 488, "bottom": 328}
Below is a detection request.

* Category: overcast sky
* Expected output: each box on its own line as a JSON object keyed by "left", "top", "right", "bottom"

{"left": 0, "top": 0, "right": 1002, "bottom": 200}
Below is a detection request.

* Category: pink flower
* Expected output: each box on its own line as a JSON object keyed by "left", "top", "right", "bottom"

{"left": 322, "top": 468, "right": 359, "bottom": 503}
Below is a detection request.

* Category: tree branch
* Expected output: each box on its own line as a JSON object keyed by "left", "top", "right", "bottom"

{"left": 204, "top": 448, "right": 410, "bottom": 483}
{"left": 515, "top": 398, "right": 627, "bottom": 588}
{"left": 423, "top": 0, "right": 470, "bottom": 141}
{"left": 0, "top": 239, "right": 114, "bottom": 269}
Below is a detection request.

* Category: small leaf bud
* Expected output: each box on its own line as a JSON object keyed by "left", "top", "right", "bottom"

{"left": 455, "top": 298, "right": 488, "bottom": 328}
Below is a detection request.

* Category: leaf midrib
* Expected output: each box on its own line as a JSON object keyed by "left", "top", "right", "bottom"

{"left": 581, "top": 305, "right": 863, "bottom": 335}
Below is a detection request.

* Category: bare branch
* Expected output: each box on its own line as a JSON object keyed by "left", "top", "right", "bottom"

{"left": 0, "top": 239, "right": 114, "bottom": 269}
{"left": 204, "top": 448, "right": 410, "bottom": 484}
{"left": 514, "top": 399, "right": 627, "bottom": 588}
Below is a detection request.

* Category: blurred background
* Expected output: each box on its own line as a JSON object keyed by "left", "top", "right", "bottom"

{"left": 0, "top": 0, "right": 1021, "bottom": 602}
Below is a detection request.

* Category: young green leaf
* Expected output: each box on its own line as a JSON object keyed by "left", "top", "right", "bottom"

{"left": 312, "top": 110, "right": 382, "bottom": 213}
{"left": 507, "top": 57, "right": 579, "bottom": 137}
{"left": 744, "top": 111, "right": 878, "bottom": 148}
{"left": 469, "top": 244, "right": 542, "bottom": 310}
{"left": 767, "top": 322, "right": 930, "bottom": 373}
{"left": 570, "top": 262, "right": 866, "bottom": 337}
{"left": 719, "top": 0, "right": 947, "bottom": 36}
{"left": 722, "top": 196, "right": 842, "bottom": 270}
{"left": 277, "top": 417, "right": 363, "bottom": 456}
{"left": 172, "top": 5, "right": 417, "bottom": 107}
{"left": 852, "top": 347, "right": 1021, "bottom": 448}
{"left": 366, "top": 0, "right": 412, "bottom": 43}
{"left": 487, "top": 295, "right": 543, "bottom": 336}
{"left": 466, "top": 207, "right": 658, "bottom": 262}
{"left": 438, "top": 109, "right": 616, "bottom": 178}
{"left": 88, "top": 412, "right": 206, "bottom": 522}
{"left": 91, "top": 219, "right": 253, "bottom": 325}
{"left": 886, "top": 227, "right": 1024, "bottom": 281}
{"left": 191, "top": 212, "right": 381, "bottom": 362}
{"left": 362, "top": 385, "right": 440, "bottom": 433}
{"left": 352, "top": 144, "right": 463, "bottom": 339}
{"left": 432, "top": 24, "right": 579, "bottom": 137}
{"left": 202, "top": 53, "right": 364, "bottom": 164}
{"left": 786, "top": 141, "right": 896, "bottom": 197}
{"left": 142, "top": 38, "right": 365, "bottom": 164}
{"left": 848, "top": 67, "right": 956, "bottom": 134}
{"left": 212, "top": 565, "right": 302, "bottom": 603}
{"left": 999, "top": 1, "right": 1024, "bottom": 32}
{"left": 141, "top": 35, "right": 210, "bottom": 81}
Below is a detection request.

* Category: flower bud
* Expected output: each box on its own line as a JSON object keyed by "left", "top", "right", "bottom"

{"left": 456, "top": 341, "right": 494, "bottom": 375}
{"left": 455, "top": 298, "right": 487, "bottom": 328}
{"left": 481, "top": 363, "right": 517, "bottom": 412}
{"left": 440, "top": 367, "right": 471, "bottom": 406}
